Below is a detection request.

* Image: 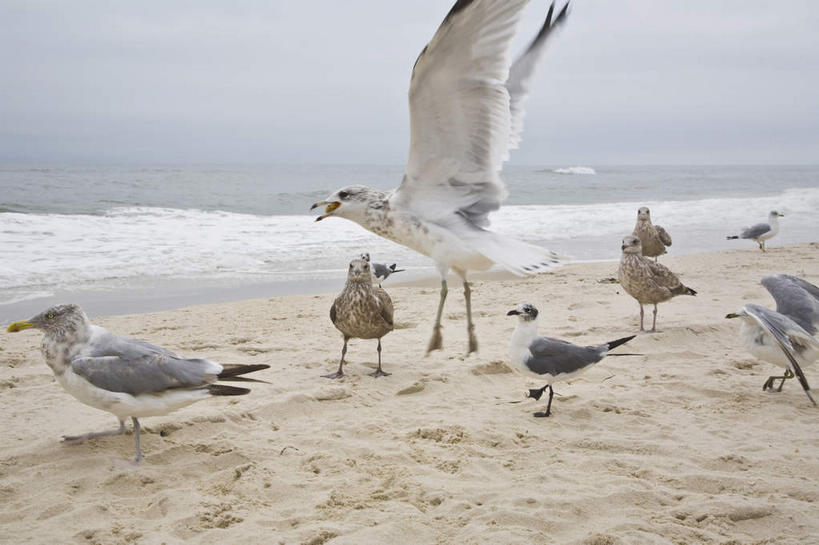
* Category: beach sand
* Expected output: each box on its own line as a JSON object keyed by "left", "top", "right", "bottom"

{"left": 2, "top": 243, "right": 818, "bottom": 544}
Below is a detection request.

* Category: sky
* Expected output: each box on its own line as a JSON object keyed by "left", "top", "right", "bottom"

{"left": 1, "top": 1, "right": 818, "bottom": 166}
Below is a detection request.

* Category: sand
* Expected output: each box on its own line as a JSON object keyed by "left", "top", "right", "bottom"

{"left": 1, "top": 243, "right": 818, "bottom": 545}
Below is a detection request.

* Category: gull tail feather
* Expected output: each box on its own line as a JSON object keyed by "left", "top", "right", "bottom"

{"left": 463, "top": 229, "right": 561, "bottom": 276}
{"left": 726, "top": 235, "right": 739, "bottom": 240}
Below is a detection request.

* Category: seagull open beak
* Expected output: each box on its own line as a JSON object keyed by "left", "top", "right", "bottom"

{"left": 310, "top": 201, "right": 341, "bottom": 222}
{"left": 507, "top": 309, "right": 520, "bottom": 316}
{"left": 7, "top": 320, "right": 34, "bottom": 332}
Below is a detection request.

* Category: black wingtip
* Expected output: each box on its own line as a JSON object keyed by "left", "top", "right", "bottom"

{"left": 726, "top": 236, "right": 738, "bottom": 240}
{"left": 208, "top": 384, "right": 251, "bottom": 396}
{"left": 218, "top": 364, "right": 270, "bottom": 380}
{"left": 686, "top": 287, "right": 698, "bottom": 296}
{"left": 528, "top": 1, "right": 570, "bottom": 53}
{"left": 606, "top": 335, "right": 636, "bottom": 351}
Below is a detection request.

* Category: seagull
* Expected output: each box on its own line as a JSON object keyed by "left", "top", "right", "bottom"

{"left": 325, "top": 257, "right": 394, "bottom": 379}
{"left": 507, "top": 303, "right": 636, "bottom": 417}
{"left": 726, "top": 274, "right": 818, "bottom": 406}
{"left": 311, "top": 0, "right": 569, "bottom": 355}
{"left": 726, "top": 210, "right": 784, "bottom": 252}
{"left": 618, "top": 235, "right": 697, "bottom": 332}
{"left": 6, "top": 304, "right": 269, "bottom": 462}
{"left": 632, "top": 206, "right": 671, "bottom": 260}
{"left": 360, "top": 253, "right": 405, "bottom": 283}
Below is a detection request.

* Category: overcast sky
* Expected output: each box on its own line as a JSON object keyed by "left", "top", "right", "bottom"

{"left": 1, "top": 1, "right": 817, "bottom": 165}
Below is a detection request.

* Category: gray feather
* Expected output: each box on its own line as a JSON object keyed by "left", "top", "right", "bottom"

{"left": 740, "top": 222, "right": 771, "bottom": 240}
{"left": 525, "top": 337, "right": 605, "bottom": 377}
{"left": 761, "top": 274, "right": 819, "bottom": 335}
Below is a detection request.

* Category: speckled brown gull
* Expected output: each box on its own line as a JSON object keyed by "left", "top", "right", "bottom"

{"left": 618, "top": 235, "right": 696, "bottom": 332}
{"left": 632, "top": 207, "right": 671, "bottom": 260}
{"left": 324, "top": 258, "right": 394, "bottom": 379}
{"left": 311, "top": 1, "right": 569, "bottom": 355}
{"left": 6, "top": 304, "right": 269, "bottom": 463}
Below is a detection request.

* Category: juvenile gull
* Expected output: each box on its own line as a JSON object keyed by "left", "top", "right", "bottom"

{"left": 726, "top": 274, "right": 818, "bottom": 406}
{"left": 726, "top": 210, "right": 784, "bottom": 252}
{"left": 6, "top": 304, "right": 269, "bottom": 462}
{"left": 325, "top": 257, "right": 394, "bottom": 379}
{"left": 507, "top": 303, "right": 636, "bottom": 417}
{"left": 618, "top": 235, "right": 697, "bottom": 332}
{"left": 632, "top": 206, "right": 671, "bottom": 260}
{"left": 312, "top": 1, "right": 569, "bottom": 355}
{"left": 360, "top": 253, "right": 405, "bottom": 283}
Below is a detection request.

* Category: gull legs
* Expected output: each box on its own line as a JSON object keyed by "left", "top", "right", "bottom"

{"left": 323, "top": 337, "right": 348, "bottom": 379}
{"left": 369, "top": 338, "right": 391, "bottom": 377}
{"left": 763, "top": 368, "right": 794, "bottom": 392}
{"left": 464, "top": 280, "right": 478, "bottom": 354}
{"left": 62, "top": 419, "right": 126, "bottom": 444}
{"left": 527, "top": 385, "right": 554, "bottom": 417}
{"left": 62, "top": 418, "right": 142, "bottom": 463}
{"left": 132, "top": 417, "right": 143, "bottom": 463}
{"left": 651, "top": 304, "right": 658, "bottom": 332}
{"left": 426, "top": 279, "right": 447, "bottom": 354}
{"left": 639, "top": 304, "right": 644, "bottom": 331}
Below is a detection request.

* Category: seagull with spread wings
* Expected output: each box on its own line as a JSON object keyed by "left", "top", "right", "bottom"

{"left": 312, "top": 0, "right": 569, "bottom": 354}
{"left": 726, "top": 274, "right": 819, "bottom": 406}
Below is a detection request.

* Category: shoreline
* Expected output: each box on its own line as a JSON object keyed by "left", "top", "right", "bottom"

{"left": 3, "top": 242, "right": 815, "bottom": 324}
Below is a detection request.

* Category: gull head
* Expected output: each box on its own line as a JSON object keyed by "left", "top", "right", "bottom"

{"left": 7, "top": 304, "right": 88, "bottom": 335}
{"left": 621, "top": 234, "right": 643, "bottom": 255}
{"left": 507, "top": 303, "right": 539, "bottom": 322}
{"left": 311, "top": 185, "right": 383, "bottom": 223}
{"left": 769, "top": 210, "right": 784, "bottom": 219}
{"left": 637, "top": 207, "right": 651, "bottom": 221}
{"left": 346, "top": 257, "right": 374, "bottom": 285}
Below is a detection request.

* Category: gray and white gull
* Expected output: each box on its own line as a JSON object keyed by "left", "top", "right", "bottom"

{"left": 360, "top": 253, "right": 405, "bottom": 283}
{"left": 7, "top": 304, "right": 269, "bottom": 462}
{"left": 507, "top": 303, "right": 636, "bottom": 417}
{"left": 726, "top": 210, "right": 784, "bottom": 252}
{"left": 312, "top": 0, "right": 569, "bottom": 355}
{"left": 726, "top": 274, "right": 818, "bottom": 406}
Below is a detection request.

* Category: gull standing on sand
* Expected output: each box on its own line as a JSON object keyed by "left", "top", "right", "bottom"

{"left": 6, "top": 304, "right": 269, "bottom": 462}
{"left": 325, "top": 257, "right": 394, "bottom": 379}
{"left": 632, "top": 207, "right": 671, "bottom": 260}
{"left": 618, "top": 235, "right": 697, "bottom": 332}
{"left": 726, "top": 210, "right": 784, "bottom": 252}
{"left": 726, "top": 274, "right": 818, "bottom": 406}
{"left": 507, "top": 303, "right": 636, "bottom": 417}
{"left": 312, "top": 1, "right": 569, "bottom": 355}
{"left": 360, "top": 253, "right": 405, "bottom": 283}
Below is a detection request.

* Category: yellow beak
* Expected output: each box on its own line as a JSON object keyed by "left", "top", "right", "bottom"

{"left": 310, "top": 201, "right": 341, "bottom": 222}
{"left": 7, "top": 320, "right": 34, "bottom": 332}
{"left": 725, "top": 313, "right": 739, "bottom": 319}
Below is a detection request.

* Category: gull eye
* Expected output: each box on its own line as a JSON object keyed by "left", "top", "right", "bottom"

{"left": 47, "top": 313, "right": 55, "bottom": 319}
{"left": 338, "top": 191, "right": 349, "bottom": 200}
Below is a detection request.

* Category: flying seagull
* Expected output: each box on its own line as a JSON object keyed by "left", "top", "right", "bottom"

{"left": 360, "top": 253, "right": 405, "bottom": 283}
{"left": 507, "top": 303, "right": 636, "bottom": 417}
{"left": 325, "top": 257, "right": 394, "bottom": 379}
{"left": 618, "top": 235, "right": 697, "bottom": 332}
{"left": 632, "top": 206, "right": 671, "bottom": 260}
{"left": 312, "top": 0, "right": 569, "bottom": 355}
{"left": 7, "top": 304, "right": 269, "bottom": 462}
{"left": 726, "top": 210, "right": 784, "bottom": 252}
{"left": 726, "top": 274, "right": 818, "bottom": 406}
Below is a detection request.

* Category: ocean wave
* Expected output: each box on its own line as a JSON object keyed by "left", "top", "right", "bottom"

{"left": 1, "top": 187, "right": 817, "bottom": 300}
{"left": 552, "top": 166, "right": 596, "bottom": 175}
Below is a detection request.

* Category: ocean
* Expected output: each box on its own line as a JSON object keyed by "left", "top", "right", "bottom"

{"left": 1, "top": 164, "right": 817, "bottom": 322}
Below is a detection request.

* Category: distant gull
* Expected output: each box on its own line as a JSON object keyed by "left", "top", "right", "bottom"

{"left": 632, "top": 206, "right": 671, "bottom": 260}
{"left": 325, "top": 257, "right": 394, "bottom": 379}
{"left": 726, "top": 274, "right": 818, "bottom": 406}
{"left": 360, "top": 253, "right": 405, "bottom": 283}
{"left": 618, "top": 235, "right": 697, "bottom": 332}
{"left": 7, "top": 304, "right": 269, "bottom": 462}
{"left": 726, "top": 210, "right": 784, "bottom": 252}
{"left": 312, "top": 1, "right": 569, "bottom": 355}
{"left": 507, "top": 303, "right": 636, "bottom": 417}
